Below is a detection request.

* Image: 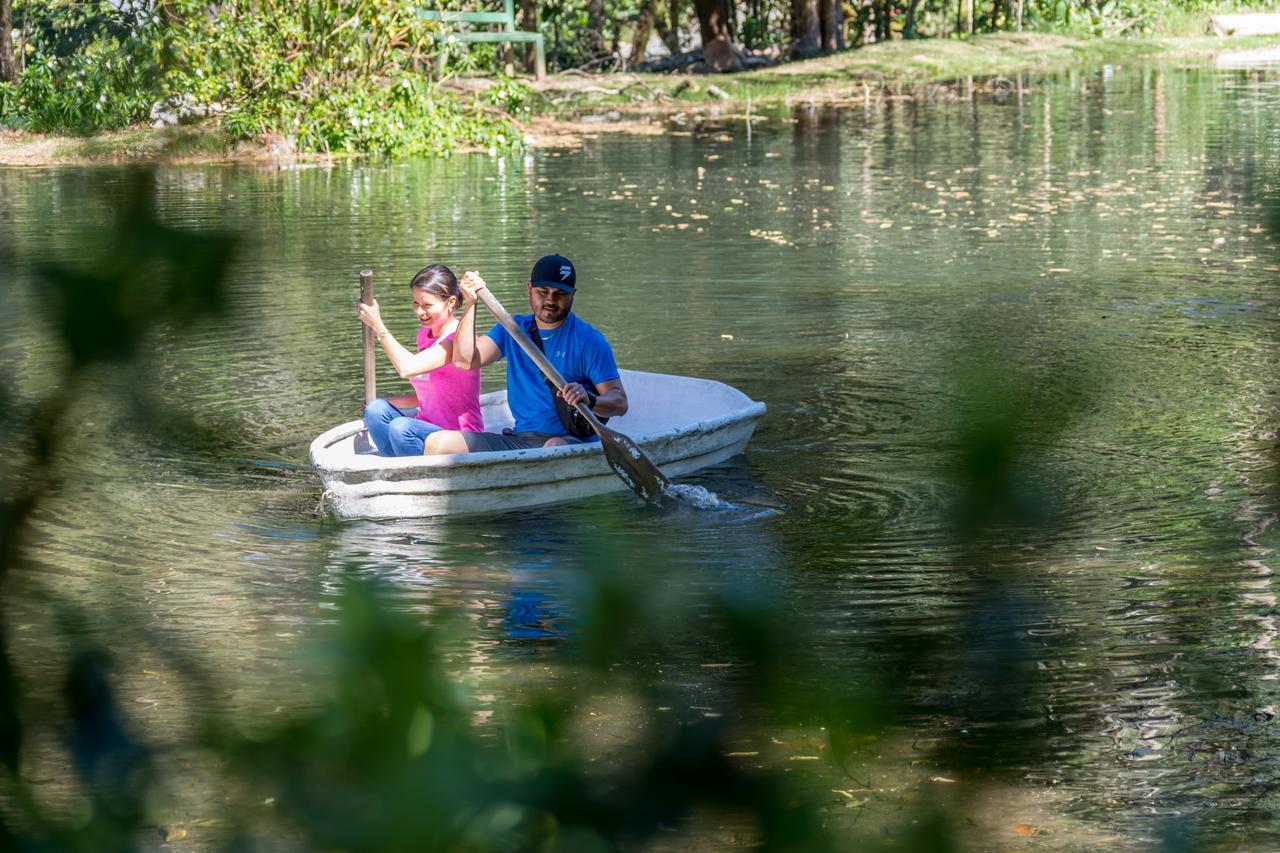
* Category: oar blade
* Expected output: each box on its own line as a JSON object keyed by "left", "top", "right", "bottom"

{"left": 598, "top": 427, "right": 670, "bottom": 504}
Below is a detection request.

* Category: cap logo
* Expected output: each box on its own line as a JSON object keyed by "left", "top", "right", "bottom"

{"left": 560, "top": 265, "right": 573, "bottom": 281}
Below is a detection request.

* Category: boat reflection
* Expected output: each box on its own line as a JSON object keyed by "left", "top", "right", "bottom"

{"left": 317, "top": 468, "right": 788, "bottom": 664}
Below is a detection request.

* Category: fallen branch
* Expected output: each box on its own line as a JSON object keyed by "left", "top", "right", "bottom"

{"left": 618, "top": 79, "right": 671, "bottom": 101}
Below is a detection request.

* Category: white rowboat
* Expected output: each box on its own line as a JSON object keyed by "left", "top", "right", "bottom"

{"left": 310, "top": 370, "right": 766, "bottom": 518}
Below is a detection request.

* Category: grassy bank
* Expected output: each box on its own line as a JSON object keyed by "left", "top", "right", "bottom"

{"left": 3, "top": 30, "right": 1278, "bottom": 164}
{"left": 0, "top": 125, "right": 245, "bottom": 165}
{"left": 529, "top": 31, "right": 1280, "bottom": 115}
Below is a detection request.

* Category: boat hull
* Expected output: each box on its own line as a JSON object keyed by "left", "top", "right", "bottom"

{"left": 310, "top": 370, "right": 765, "bottom": 518}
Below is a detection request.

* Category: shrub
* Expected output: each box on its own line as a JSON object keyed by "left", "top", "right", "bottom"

{"left": 10, "top": 36, "right": 161, "bottom": 133}
{"left": 0, "top": 82, "right": 18, "bottom": 127}
{"left": 5, "top": 0, "right": 163, "bottom": 134}
{"left": 165, "top": 0, "right": 524, "bottom": 156}
{"left": 4, "top": 0, "right": 523, "bottom": 155}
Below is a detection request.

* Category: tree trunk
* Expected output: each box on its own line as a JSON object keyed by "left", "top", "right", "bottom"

{"left": 663, "top": 0, "right": 683, "bottom": 52}
{"left": 0, "top": 0, "right": 17, "bottom": 86}
{"left": 693, "top": 0, "right": 732, "bottom": 46}
{"left": 695, "top": 0, "right": 738, "bottom": 69}
{"left": 904, "top": 0, "right": 921, "bottom": 37}
{"left": 819, "top": 0, "right": 844, "bottom": 50}
{"left": 518, "top": 0, "right": 538, "bottom": 71}
{"left": 655, "top": 2, "right": 672, "bottom": 50}
{"left": 792, "top": 0, "right": 820, "bottom": 56}
{"left": 586, "top": 0, "right": 607, "bottom": 59}
{"left": 630, "top": 0, "right": 658, "bottom": 68}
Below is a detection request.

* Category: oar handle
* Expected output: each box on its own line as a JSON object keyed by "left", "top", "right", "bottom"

{"left": 360, "top": 269, "right": 376, "bottom": 406}
{"left": 474, "top": 287, "right": 607, "bottom": 431}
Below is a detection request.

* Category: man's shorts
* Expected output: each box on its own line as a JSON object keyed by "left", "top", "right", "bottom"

{"left": 460, "top": 430, "right": 587, "bottom": 453}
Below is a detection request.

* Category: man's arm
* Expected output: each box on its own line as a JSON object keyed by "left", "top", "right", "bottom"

{"left": 557, "top": 326, "right": 626, "bottom": 418}
{"left": 560, "top": 378, "right": 627, "bottom": 418}
{"left": 590, "top": 379, "right": 628, "bottom": 418}
{"left": 454, "top": 272, "right": 502, "bottom": 370}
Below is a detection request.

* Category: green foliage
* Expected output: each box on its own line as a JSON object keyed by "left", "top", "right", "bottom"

{"left": 0, "top": 172, "right": 1061, "bottom": 853}
{"left": 3, "top": 0, "right": 1278, "bottom": 145}
{"left": 13, "top": 0, "right": 147, "bottom": 56}
{"left": 484, "top": 70, "right": 534, "bottom": 119}
{"left": 0, "top": 174, "right": 235, "bottom": 849}
{"left": 835, "top": 0, "right": 1280, "bottom": 43}
{"left": 741, "top": 14, "right": 777, "bottom": 50}
{"left": 538, "top": 0, "right": 644, "bottom": 70}
{"left": 0, "top": 176, "right": 852, "bottom": 852}
{"left": 6, "top": 38, "right": 161, "bottom": 133}
{"left": 12, "top": 153, "right": 1275, "bottom": 847}
{"left": 0, "top": 181, "right": 835, "bottom": 849}
{"left": 2, "top": 0, "right": 523, "bottom": 154}
{"left": 1017, "top": 0, "right": 1280, "bottom": 35}
{"left": 207, "top": 580, "right": 833, "bottom": 850}
{"left": 3, "top": 1, "right": 163, "bottom": 132}
{"left": 0, "top": 83, "right": 18, "bottom": 128}
{"left": 740, "top": 0, "right": 792, "bottom": 49}
{"left": 1023, "top": 0, "right": 1163, "bottom": 35}
{"left": 165, "top": 0, "right": 523, "bottom": 155}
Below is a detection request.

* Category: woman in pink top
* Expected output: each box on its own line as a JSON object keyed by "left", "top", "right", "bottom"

{"left": 358, "top": 264, "right": 483, "bottom": 456}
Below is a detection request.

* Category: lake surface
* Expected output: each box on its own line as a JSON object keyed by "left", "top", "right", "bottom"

{"left": 3, "top": 58, "right": 1280, "bottom": 847}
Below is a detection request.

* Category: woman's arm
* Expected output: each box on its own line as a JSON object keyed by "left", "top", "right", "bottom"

{"left": 358, "top": 299, "right": 451, "bottom": 378}
{"left": 453, "top": 272, "right": 501, "bottom": 370}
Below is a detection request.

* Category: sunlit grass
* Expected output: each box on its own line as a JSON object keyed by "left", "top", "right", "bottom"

{"left": 530, "top": 31, "right": 1280, "bottom": 116}
{"left": 51, "top": 125, "right": 229, "bottom": 161}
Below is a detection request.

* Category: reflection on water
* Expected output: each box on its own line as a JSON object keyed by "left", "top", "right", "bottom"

{"left": 4, "top": 57, "right": 1280, "bottom": 843}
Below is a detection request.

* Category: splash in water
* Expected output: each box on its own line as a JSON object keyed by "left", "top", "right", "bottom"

{"left": 663, "top": 482, "right": 737, "bottom": 510}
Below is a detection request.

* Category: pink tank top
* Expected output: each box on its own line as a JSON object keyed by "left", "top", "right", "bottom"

{"left": 409, "top": 327, "right": 483, "bottom": 432}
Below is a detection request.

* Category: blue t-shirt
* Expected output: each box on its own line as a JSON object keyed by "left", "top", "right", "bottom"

{"left": 486, "top": 313, "right": 620, "bottom": 438}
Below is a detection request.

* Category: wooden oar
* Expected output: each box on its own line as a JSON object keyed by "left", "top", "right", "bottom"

{"left": 474, "top": 287, "right": 671, "bottom": 504}
{"left": 360, "top": 269, "right": 376, "bottom": 406}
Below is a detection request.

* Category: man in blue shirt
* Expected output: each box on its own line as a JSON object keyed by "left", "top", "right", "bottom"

{"left": 422, "top": 253, "right": 629, "bottom": 454}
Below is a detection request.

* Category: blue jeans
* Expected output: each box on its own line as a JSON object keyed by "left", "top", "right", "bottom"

{"left": 363, "top": 399, "right": 443, "bottom": 456}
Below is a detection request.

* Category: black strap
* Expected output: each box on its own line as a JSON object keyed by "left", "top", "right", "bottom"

{"left": 523, "top": 317, "right": 603, "bottom": 438}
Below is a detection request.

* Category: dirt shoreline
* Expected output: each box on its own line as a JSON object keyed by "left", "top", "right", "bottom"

{"left": 3, "top": 32, "right": 1276, "bottom": 166}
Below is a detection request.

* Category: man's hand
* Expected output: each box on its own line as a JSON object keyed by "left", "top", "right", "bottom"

{"left": 559, "top": 382, "right": 593, "bottom": 409}
{"left": 459, "top": 271, "right": 487, "bottom": 304}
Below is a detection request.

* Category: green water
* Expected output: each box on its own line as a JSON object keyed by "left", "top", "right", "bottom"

{"left": 3, "top": 59, "right": 1280, "bottom": 846}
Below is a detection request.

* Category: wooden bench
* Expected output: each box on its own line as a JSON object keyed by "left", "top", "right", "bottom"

{"left": 420, "top": 0, "right": 547, "bottom": 80}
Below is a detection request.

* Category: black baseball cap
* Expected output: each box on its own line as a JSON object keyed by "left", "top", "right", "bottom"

{"left": 530, "top": 254, "right": 576, "bottom": 292}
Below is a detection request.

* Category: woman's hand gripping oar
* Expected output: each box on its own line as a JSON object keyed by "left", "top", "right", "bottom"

{"left": 464, "top": 274, "right": 671, "bottom": 503}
